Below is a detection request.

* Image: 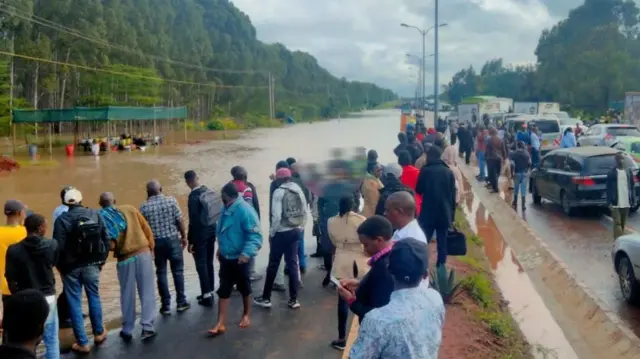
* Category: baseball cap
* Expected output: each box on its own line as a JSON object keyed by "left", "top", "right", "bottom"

{"left": 384, "top": 163, "right": 403, "bottom": 179}
{"left": 63, "top": 188, "right": 83, "bottom": 205}
{"left": 389, "top": 238, "right": 429, "bottom": 285}
{"left": 275, "top": 168, "right": 292, "bottom": 179}
{"left": 4, "top": 200, "right": 25, "bottom": 216}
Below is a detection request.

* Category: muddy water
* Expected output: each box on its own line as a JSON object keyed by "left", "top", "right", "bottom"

{"left": 460, "top": 179, "right": 578, "bottom": 359}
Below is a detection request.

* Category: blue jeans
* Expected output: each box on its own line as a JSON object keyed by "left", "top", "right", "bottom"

{"left": 477, "top": 151, "right": 486, "bottom": 178}
{"left": 154, "top": 237, "right": 187, "bottom": 308}
{"left": 513, "top": 172, "right": 528, "bottom": 198}
{"left": 531, "top": 148, "right": 540, "bottom": 168}
{"left": 43, "top": 300, "right": 59, "bottom": 359}
{"left": 62, "top": 266, "right": 104, "bottom": 346}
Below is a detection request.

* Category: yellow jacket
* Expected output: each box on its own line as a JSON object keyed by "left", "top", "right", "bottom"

{"left": 0, "top": 225, "right": 27, "bottom": 295}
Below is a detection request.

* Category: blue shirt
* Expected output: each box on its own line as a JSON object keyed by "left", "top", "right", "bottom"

{"left": 350, "top": 285, "right": 445, "bottom": 359}
{"left": 530, "top": 132, "right": 541, "bottom": 150}
{"left": 560, "top": 132, "right": 577, "bottom": 148}
{"left": 216, "top": 199, "right": 263, "bottom": 259}
{"left": 516, "top": 131, "right": 530, "bottom": 145}
{"left": 100, "top": 206, "right": 127, "bottom": 240}
{"left": 52, "top": 204, "right": 68, "bottom": 224}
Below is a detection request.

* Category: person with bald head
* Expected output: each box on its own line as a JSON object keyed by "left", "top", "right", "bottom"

{"left": 385, "top": 192, "right": 427, "bottom": 244}
{"left": 140, "top": 179, "right": 190, "bottom": 316}
{"left": 100, "top": 192, "right": 157, "bottom": 341}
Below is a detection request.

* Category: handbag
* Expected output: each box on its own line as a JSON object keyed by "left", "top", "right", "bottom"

{"left": 446, "top": 227, "right": 467, "bottom": 256}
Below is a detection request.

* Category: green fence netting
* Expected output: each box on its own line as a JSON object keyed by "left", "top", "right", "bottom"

{"left": 12, "top": 106, "right": 188, "bottom": 123}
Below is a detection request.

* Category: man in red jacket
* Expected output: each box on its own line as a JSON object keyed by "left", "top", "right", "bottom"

{"left": 397, "top": 151, "right": 421, "bottom": 216}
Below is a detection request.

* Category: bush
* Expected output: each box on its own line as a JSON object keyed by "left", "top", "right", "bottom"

{"left": 429, "top": 265, "right": 462, "bottom": 304}
{"left": 461, "top": 273, "right": 494, "bottom": 308}
{"left": 206, "top": 118, "right": 241, "bottom": 131}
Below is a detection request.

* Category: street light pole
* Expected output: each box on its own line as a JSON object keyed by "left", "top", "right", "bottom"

{"left": 421, "top": 30, "right": 426, "bottom": 120}
{"left": 434, "top": 0, "right": 440, "bottom": 124}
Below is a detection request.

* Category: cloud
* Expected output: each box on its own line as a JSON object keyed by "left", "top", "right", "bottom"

{"left": 230, "top": 0, "right": 581, "bottom": 96}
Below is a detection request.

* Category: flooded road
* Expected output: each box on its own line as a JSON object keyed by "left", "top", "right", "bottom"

{"left": 460, "top": 180, "right": 578, "bottom": 359}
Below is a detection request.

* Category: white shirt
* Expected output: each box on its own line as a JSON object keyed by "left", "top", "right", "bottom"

{"left": 616, "top": 169, "right": 630, "bottom": 208}
{"left": 392, "top": 219, "right": 428, "bottom": 244}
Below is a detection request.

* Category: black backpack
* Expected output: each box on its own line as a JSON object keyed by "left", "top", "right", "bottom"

{"left": 73, "top": 214, "right": 106, "bottom": 256}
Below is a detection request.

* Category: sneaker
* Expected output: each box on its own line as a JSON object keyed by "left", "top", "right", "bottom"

{"left": 177, "top": 302, "right": 191, "bottom": 313}
{"left": 253, "top": 296, "right": 272, "bottom": 308}
{"left": 288, "top": 299, "right": 301, "bottom": 309}
{"left": 94, "top": 331, "right": 108, "bottom": 345}
{"left": 272, "top": 283, "right": 286, "bottom": 292}
{"left": 310, "top": 252, "right": 323, "bottom": 258}
{"left": 159, "top": 306, "right": 171, "bottom": 316}
{"left": 331, "top": 339, "right": 346, "bottom": 350}
{"left": 141, "top": 330, "right": 157, "bottom": 341}
{"left": 119, "top": 331, "right": 133, "bottom": 343}
{"left": 198, "top": 297, "right": 213, "bottom": 307}
{"left": 250, "top": 273, "right": 263, "bottom": 282}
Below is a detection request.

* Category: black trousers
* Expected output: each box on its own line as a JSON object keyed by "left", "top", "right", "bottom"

{"left": 323, "top": 248, "right": 335, "bottom": 281}
{"left": 487, "top": 158, "right": 502, "bottom": 192}
{"left": 193, "top": 236, "right": 215, "bottom": 297}
{"left": 450, "top": 133, "right": 457, "bottom": 146}
{"left": 337, "top": 295, "right": 349, "bottom": 339}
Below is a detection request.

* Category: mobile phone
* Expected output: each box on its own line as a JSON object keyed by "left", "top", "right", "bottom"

{"left": 330, "top": 276, "right": 342, "bottom": 288}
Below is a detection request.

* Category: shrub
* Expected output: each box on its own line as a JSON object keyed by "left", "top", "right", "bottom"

{"left": 461, "top": 273, "right": 494, "bottom": 308}
{"left": 478, "top": 311, "right": 514, "bottom": 338}
{"left": 429, "top": 265, "right": 462, "bottom": 304}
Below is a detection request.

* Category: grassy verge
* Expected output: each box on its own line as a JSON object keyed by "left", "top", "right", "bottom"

{"left": 445, "top": 209, "right": 534, "bottom": 359}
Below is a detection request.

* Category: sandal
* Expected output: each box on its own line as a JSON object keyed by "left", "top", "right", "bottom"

{"left": 71, "top": 343, "right": 92, "bottom": 354}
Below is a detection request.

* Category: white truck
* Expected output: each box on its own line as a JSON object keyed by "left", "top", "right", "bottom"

{"left": 537, "top": 102, "right": 560, "bottom": 114}
{"left": 457, "top": 104, "right": 480, "bottom": 125}
{"left": 513, "top": 102, "right": 538, "bottom": 115}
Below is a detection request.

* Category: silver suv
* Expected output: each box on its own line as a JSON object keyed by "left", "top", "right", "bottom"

{"left": 577, "top": 124, "right": 640, "bottom": 147}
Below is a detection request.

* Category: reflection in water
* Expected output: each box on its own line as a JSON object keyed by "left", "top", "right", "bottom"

{"left": 461, "top": 179, "right": 578, "bottom": 359}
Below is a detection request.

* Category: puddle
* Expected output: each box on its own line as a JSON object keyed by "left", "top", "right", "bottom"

{"left": 460, "top": 179, "right": 578, "bottom": 359}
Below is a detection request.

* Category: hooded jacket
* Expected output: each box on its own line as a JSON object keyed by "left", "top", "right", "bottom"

{"left": 5, "top": 234, "right": 58, "bottom": 296}
{"left": 375, "top": 175, "right": 415, "bottom": 216}
{"left": 270, "top": 181, "right": 308, "bottom": 237}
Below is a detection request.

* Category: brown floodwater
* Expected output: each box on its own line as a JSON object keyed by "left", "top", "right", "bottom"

{"left": 460, "top": 179, "right": 579, "bottom": 359}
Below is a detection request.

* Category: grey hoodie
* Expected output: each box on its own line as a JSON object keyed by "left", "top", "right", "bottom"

{"left": 270, "top": 181, "right": 308, "bottom": 237}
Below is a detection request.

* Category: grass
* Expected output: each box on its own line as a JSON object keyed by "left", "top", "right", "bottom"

{"left": 452, "top": 207, "right": 533, "bottom": 359}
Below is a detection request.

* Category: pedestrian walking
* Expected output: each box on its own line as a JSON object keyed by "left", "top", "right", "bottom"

{"left": 450, "top": 120, "right": 458, "bottom": 146}
{"left": 385, "top": 192, "right": 427, "bottom": 244}
{"left": 457, "top": 124, "right": 474, "bottom": 165}
{"left": 52, "top": 188, "right": 109, "bottom": 353}
{"left": 184, "top": 171, "right": 218, "bottom": 307}
{"left": 327, "top": 196, "right": 367, "bottom": 350}
{"left": 207, "top": 182, "right": 263, "bottom": 336}
{"left": 607, "top": 153, "right": 636, "bottom": 239}
{"left": 530, "top": 126, "right": 541, "bottom": 168}
{"left": 475, "top": 126, "right": 489, "bottom": 181}
{"left": 0, "top": 289, "right": 50, "bottom": 359}
{"left": 337, "top": 215, "right": 394, "bottom": 322}
{"left": 51, "top": 187, "right": 73, "bottom": 329}
{"left": 486, "top": 128, "right": 508, "bottom": 194}
{"left": 374, "top": 163, "right": 414, "bottom": 216}
{"left": 99, "top": 193, "right": 157, "bottom": 341}
{"left": 5, "top": 214, "right": 59, "bottom": 359}
{"left": 510, "top": 142, "right": 531, "bottom": 211}
{"left": 416, "top": 146, "right": 456, "bottom": 266}
{"left": 349, "top": 238, "right": 445, "bottom": 359}
{"left": 140, "top": 180, "right": 190, "bottom": 315}
{"left": 254, "top": 168, "right": 307, "bottom": 309}
{"left": 230, "top": 166, "right": 263, "bottom": 282}
{"left": 268, "top": 160, "right": 291, "bottom": 292}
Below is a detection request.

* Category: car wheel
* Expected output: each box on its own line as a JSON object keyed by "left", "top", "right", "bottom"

{"left": 532, "top": 180, "right": 542, "bottom": 204}
{"left": 617, "top": 255, "right": 640, "bottom": 305}
{"left": 560, "top": 191, "right": 575, "bottom": 216}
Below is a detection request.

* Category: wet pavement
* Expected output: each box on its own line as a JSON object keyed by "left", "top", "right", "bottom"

{"left": 60, "top": 266, "right": 344, "bottom": 359}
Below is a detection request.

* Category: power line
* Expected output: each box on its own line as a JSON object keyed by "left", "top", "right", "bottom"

{"left": 0, "top": 1, "right": 269, "bottom": 75}
{"left": 0, "top": 50, "right": 269, "bottom": 89}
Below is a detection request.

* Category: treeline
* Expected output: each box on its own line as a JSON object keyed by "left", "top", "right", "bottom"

{"left": 0, "top": 0, "right": 396, "bottom": 135}
{"left": 442, "top": 0, "right": 640, "bottom": 116}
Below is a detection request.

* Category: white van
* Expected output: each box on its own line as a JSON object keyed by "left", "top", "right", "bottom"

{"left": 528, "top": 117, "right": 561, "bottom": 154}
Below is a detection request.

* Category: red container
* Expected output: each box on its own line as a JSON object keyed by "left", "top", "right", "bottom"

{"left": 65, "top": 144, "right": 75, "bottom": 157}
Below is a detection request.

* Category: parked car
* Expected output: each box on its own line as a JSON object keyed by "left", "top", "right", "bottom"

{"left": 612, "top": 234, "right": 640, "bottom": 304}
{"left": 530, "top": 147, "right": 640, "bottom": 216}
{"left": 611, "top": 137, "right": 640, "bottom": 163}
{"left": 578, "top": 124, "right": 640, "bottom": 147}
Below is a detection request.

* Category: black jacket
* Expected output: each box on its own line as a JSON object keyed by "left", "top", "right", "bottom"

{"left": 247, "top": 182, "right": 261, "bottom": 219}
{"left": 350, "top": 251, "right": 394, "bottom": 322}
{"left": 5, "top": 235, "right": 58, "bottom": 296}
{"left": 457, "top": 127, "right": 473, "bottom": 151}
{"left": 606, "top": 167, "right": 637, "bottom": 207}
{"left": 52, "top": 205, "right": 110, "bottom": 274}
{"left": 0, "top": 345, "right": 36, "bottom": 359}
{"left": 406, "top": 142, "right": 423, "bottom": 164}
{"left": 393, "top": 143, "right": 409, "bottom": 157}
{"left": 187, "top": 185, "right": 216, "bottom": 245}
{"left": 375, "top": 175, "right": 415, "bottom": 216}
{"left": 292, "top": 172, "right": 311, "bottom": 204}
{"left": 416, "top": 159, "right": 456, "bottom": 229}
{"left": 509, "top": 149, "right": 530, "bottom": 173}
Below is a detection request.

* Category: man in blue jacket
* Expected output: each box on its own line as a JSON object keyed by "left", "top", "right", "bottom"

{"left": 207, "top": 182, "right": 263, "bottom": 337}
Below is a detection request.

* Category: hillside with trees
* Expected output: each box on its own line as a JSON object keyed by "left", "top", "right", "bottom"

{"left": 0, "top": 0, "right": 396, "bottom": 135}
{"left": 442, "top": 0, "right": 640, "bottom": 115}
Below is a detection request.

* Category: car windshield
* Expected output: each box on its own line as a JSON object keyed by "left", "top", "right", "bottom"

{"left": 607, "top": 126, "right": 640, "bottom": 137}
{"left": 530, "top": 120, "right": 560, "bottom": 133}
{"left": 585, "top": 154, "right": 637, "bottom": 175}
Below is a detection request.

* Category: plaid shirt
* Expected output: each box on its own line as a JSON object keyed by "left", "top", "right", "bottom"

{"left": 140, "top": 194, "right": 183, "bottom": 239}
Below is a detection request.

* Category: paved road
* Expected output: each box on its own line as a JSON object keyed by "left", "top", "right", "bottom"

{"left": 61, "top": 265, "right": 344, "bottom": 359}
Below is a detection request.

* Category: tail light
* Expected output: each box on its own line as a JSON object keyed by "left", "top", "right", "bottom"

{"left": 572, "top": 176, "right": 596, "bottom": 186}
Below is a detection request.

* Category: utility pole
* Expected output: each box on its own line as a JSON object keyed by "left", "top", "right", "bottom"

{"left": 434, "top": 0, "right": 441, "bottom": 124}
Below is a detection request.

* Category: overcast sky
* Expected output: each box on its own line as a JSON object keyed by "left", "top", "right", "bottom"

{"left": 230, "top": 0, "right": 584, "bottom": 97}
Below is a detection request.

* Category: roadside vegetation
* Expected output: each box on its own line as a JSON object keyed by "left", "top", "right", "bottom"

{"left": 430, "top": 209, "right": 535, "bottom": 359}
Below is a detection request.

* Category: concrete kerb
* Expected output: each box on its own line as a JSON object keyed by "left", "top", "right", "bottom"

{"left": 458, "top": 162, "right": 640, "bottom": 359}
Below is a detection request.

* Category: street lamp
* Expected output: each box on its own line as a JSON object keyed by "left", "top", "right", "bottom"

{"left": 401, "top": 22, "right": 447, "bottom": 122}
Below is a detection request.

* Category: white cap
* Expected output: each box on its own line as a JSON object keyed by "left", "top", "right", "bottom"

{"left": 63, "top": 188, "right": 83, "bottom": 205}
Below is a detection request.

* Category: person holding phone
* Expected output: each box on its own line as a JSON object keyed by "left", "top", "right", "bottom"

{"left": 327, "top": 196, "right": 367, "bottom": 351}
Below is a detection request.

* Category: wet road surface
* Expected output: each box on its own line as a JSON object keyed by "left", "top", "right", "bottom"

{"left": 60, "top": 267, "right": 343, "bottom": 359}
{"left": 460, "top": 160, "right": 640, "bottom": 339}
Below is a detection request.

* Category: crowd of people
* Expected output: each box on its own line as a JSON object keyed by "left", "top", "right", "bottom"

{"left": 0, "top": 128, "right": 462, "bottom": 358}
